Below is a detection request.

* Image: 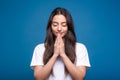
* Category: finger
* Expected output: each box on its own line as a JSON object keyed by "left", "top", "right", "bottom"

{"left": 54, "top": 37, "right": 58, "bottom": 46}
{"left": 55, "top": 35, "right": 60, "bottom": 46}
{"left": 57, "top": 33, "right": 60, "bottom": 37}
{"left": 59, "top": 35, "right": 63, "bottom": 43}
{"left": 57, "top": 34, "right": 61, "bottom": 44}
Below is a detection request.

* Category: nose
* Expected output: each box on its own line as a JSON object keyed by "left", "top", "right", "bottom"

{"left": 57, "top": 25, "right": 62, "bottom": 32}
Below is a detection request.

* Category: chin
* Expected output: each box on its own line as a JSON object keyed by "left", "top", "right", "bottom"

{"left": 55, "top": 34, "right": 65, "bottom": 38}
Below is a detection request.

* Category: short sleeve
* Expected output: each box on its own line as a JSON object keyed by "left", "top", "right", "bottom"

{"left": 30, "top": 44, "right": 45, "bottom": 68}
{"left": 75, "top": 43, "right": 91, "bottom": 68}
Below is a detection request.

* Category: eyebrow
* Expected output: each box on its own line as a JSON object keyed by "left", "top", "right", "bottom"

{"left": 52, "top": 21, "right": 67, "bottom": 24}
{"left": 52, "top": 21, "right": 58, "bottom": 24}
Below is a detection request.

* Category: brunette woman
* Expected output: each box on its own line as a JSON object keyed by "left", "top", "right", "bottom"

{"left": 30, "top": 7, "right": 91, "bottom": 80}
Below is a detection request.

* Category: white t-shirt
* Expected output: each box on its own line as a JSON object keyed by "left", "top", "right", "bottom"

{"left": 30, "top": 42, "right": 91, "bottom": 80}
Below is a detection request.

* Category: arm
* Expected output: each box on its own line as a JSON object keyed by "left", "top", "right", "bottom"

{"left": 58, "top": 35, "right": 86, "bottom": 80}
{"left": 60, "top": 53, "right": 86, "bottom": 80}
{"left": 33, "top": 35, "right": 60, "bottom": 80}
{"left": 33, "top": 54, "right": 58, "bottom": 80}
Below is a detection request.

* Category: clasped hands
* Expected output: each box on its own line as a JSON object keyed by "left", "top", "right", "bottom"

{"left": 54, "top": 34, "right": 65, "bottom": 57}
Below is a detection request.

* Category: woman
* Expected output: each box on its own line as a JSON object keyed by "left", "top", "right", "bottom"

{"left": 30, "top": 7, "right": 91, "bottom": 80}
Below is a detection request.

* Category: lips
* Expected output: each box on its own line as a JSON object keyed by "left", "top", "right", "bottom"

{"left": 56, "top": 32, "right": 63, "bottom": 36}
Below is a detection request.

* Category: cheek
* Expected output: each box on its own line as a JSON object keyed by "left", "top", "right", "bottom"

{"left": 51, "top": 26, "right": 56, "bottom": 32}
{"left": 63, "top": 28, "right": 68, "bottom": 36}
{"left": 64, "top": 28, "right": 68, "bottom": 33}
{"left": 51, "top": 27, "right": 57, "bottom": 36}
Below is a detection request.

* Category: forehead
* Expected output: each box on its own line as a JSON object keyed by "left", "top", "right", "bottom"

{"left": 52, "top": 15, "right": 66, "bottom": 22}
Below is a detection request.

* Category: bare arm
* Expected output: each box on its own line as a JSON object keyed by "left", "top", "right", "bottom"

{"left": 59, "top": 35, "right": 86, "bottom": 80}
{"left": 33, "top": 54, "right": 58, "bottom": 80}
{"left": 33, "top": 35, "right": 60, "bottom": 80}
{"left": 60, "top": 54, "right": 86, "bottom": 80}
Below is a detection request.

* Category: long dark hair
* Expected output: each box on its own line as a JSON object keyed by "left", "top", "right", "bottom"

{"left": 43, "top": 7, "right": 76, "bottom": 73}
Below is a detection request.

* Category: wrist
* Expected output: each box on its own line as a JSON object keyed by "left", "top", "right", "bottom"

{"left": 60, "top": 53, "right": 66, "bottom": 58}
{"left": 53, "top": 54, "right": 59, "bottom": 58}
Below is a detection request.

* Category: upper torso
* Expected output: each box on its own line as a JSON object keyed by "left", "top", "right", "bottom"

{"left": 30, "top": 42, "right": 91, "bottom": 80}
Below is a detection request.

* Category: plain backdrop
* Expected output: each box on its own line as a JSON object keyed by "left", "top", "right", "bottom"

{"left": 0, "top": 0, "right": 120, "bottom": 80}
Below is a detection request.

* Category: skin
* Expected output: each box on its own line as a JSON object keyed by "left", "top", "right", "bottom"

{"left": 33, "top": 15, "right": 86, "bottom": 80}
{"left": 51, "top": 14, "right": 68, "bottom": 38}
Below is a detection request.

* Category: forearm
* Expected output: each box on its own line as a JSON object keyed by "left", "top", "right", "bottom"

{"left": 60, "top": 54, "right": 85, "bottom": 80}
{"left": 34, "top": 54, "right": 58, "bottom": 80}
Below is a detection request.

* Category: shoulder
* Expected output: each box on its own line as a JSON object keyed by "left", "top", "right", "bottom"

{"left": 76, "top": 42, "right": 87, "bottom": 49}
{"left": 76, "top": 42, "right": 88, "bottom": 55}
{"left": 35, "top": 43, "right": 45, "bottom": 49}
{"left": 34, "top": 43, "right": 45, "bottom": 53}
{"left": 75, "top": 42, "right": 91, "bottom": 67}
{"left": 30, "top": 43, "right": 45, "bottom": 67}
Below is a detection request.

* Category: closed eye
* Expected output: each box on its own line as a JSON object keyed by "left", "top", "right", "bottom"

{"left": 62, "top": 22, "right": 67, "bottom": 27}
{"left": 52, "top": 22, "right": 58, "bottom": 27}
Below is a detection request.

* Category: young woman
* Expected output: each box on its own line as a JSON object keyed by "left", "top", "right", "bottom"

{"left": 30, "top": 7, "right": 91, "bottom": 80}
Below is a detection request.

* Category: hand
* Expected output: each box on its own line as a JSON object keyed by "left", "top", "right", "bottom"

{"left": 59, "top": 34, "right": 65, "bottom": 55}
{"left": 54, "top": 34, "right": 65, "bottom": 57}
{"left": 54, "top": 34, "right": 60, "bottom": 57}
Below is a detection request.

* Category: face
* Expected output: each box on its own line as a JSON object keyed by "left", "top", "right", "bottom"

{"left": 51, "top": 14, "right": 68, "bottom": 38}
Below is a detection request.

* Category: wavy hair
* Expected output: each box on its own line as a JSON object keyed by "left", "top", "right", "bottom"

{"left": 43, "top": 7, "right": 76, "bottom": 73}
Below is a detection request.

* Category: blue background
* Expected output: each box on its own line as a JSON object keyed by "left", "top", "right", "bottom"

{"left": 0, "top": 0, "right": 120, "bottom": 80}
